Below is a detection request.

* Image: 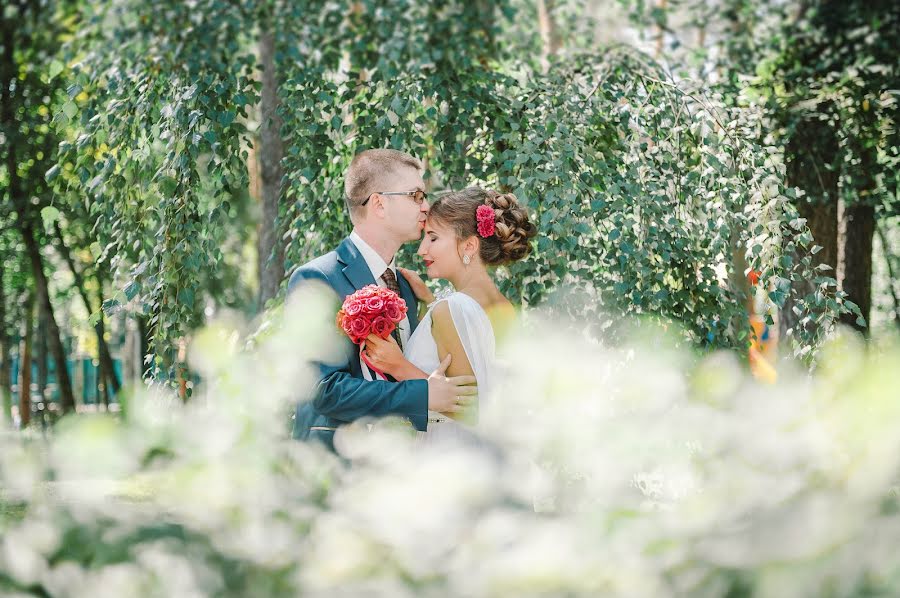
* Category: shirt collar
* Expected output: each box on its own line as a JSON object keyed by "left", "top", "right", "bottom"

{"left": 349, "top": 230, "right": 395, "bottom": 280}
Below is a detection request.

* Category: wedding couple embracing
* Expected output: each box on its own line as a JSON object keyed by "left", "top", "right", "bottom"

{"left": 288, "top": 149, "right": 536, "bottom": 453}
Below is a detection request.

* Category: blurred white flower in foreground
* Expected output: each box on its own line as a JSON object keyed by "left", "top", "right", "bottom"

{"left": 1, "top": 286, "right": 898, "bottom": 597}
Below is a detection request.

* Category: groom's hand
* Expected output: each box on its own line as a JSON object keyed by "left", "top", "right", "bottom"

{"left": 427, "top": 354, "right": 477, "bottom": 414}
{"left": 398, "top": 267, "right": 435, "bottom": 304}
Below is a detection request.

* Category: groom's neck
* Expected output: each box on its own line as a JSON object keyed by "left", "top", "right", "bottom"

{"left": 352, "top": 225, "right": 400, "bottom": 265}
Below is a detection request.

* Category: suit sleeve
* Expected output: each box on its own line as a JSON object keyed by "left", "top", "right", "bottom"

{"left": 287, "top": 266, "right": 429, "bottom": 431}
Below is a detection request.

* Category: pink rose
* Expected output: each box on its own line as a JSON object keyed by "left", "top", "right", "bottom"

{"left": 344, "top": 299, "right": 363, "bottom": 316}
{"left": 341, "top": 317, "right": 355, "bottom": 337}
{"left": 371, "top": 316, "right": 393, "bottom": 339}
{"left": 366, "top": 296, "right": 384, "bottom": 311}
{"left": 348, "top": 317, "right": 371, "bottom": 342}
{"left": 385, "top": 302, "right": 403, "bottom": 323}
{"left": 337, "top": 285, "right": 410, "bottom": 345}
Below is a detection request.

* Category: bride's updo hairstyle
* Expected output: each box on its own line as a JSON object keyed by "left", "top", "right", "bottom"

{"left": 428, "top": 187, "right": 537, "bottom": 266}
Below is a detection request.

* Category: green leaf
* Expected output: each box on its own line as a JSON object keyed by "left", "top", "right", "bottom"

{"left": 102, "top": 298, "right": 121, "bottom": 316}
{"left": 49, "top": 60, "right": 64, "bottom": 80}
{"left": 124, "top": 281, "right": 141, "bottom": 301}
{"left": 178, "top": 288, "right": 195, "bottom": 309}
{"left": 40, "top": 206, "right": 60, "bottom": 232}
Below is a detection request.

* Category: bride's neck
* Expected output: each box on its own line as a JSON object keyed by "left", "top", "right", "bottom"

{"left": 449, "top": 266, "right": 495, "bottom": 302}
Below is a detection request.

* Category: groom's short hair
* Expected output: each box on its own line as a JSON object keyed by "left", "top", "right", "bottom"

{"left": 344, "top": 149, "right": 423, "bottom": 221}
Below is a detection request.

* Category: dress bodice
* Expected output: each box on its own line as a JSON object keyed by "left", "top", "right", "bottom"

{"left": 404, "top": 291, "right": 496, "bottom": 440}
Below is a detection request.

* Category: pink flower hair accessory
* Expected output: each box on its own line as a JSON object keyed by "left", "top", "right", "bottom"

{"left": 476, "top": 204, "right": 496, "bottom": 238}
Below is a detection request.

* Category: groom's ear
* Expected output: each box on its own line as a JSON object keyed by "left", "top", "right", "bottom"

{"left": 368, "top": 193, "right": 386, "bottom": 216}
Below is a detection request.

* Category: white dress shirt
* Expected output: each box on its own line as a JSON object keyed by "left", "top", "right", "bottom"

{"left": 349, "top": 230, "right": 412, "bottom": 356}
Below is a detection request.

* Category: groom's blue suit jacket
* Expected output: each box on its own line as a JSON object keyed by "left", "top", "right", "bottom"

{"left": 287, "top": 237, "right": 428, "bottom": 450}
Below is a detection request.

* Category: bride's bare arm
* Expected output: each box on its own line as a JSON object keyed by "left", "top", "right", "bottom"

{"left": 364, "top": 334, "right": 428, "bottom": 380}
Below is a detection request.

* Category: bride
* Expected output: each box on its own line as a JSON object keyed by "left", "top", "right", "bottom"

{"left": 363, "top": 187, "right": 536, "bottom": 443}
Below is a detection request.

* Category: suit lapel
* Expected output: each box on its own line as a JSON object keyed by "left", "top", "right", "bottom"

{"left": 337, "top": 237, "right": 377, "bottom": 291}
{"left": 396, "top": 270, "right": 420, "bottom": 333}
{"left": 338, "top": 236, "right": 419, "bottom": 332}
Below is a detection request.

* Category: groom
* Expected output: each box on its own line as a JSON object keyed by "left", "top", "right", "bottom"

{"left": 287, "top": 149, "right": 474, "bottom": 451}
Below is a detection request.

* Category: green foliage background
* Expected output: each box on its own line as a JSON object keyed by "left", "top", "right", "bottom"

{"left": 1, "top": 2, "right": 898, "bottom": 595}
{"left": 47, "top": 0, "right": 861, "bottom": 375}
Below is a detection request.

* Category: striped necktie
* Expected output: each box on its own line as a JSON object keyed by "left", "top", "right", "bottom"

{"left": 381, "top": 268, "right": 404, "bottom": 349}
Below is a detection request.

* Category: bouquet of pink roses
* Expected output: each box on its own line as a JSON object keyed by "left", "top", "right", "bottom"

{"left": 336, "top": 284, "right": 407, "bottom": 379}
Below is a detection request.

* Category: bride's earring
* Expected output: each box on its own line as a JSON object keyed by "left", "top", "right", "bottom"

{"left": 463, "top": 255, "right": 471, "bottom": 266}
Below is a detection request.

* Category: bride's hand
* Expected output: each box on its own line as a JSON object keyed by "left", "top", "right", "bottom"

{"left": 398, "top": 267, "right": 435, "bottom": 304}
{"left": 364, "top": 334, "right": 406, "bottom": 375}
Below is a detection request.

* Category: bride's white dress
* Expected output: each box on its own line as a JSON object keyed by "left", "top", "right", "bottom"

{"left": 404, "top": 292, "right": 496, "bottom": 445}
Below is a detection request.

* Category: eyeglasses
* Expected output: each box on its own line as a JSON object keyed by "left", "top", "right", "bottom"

{"left": 360, "top": 190, "right": 428, "bottom": 206}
